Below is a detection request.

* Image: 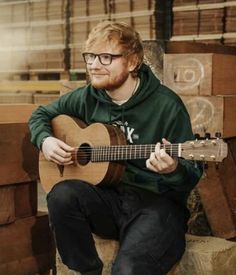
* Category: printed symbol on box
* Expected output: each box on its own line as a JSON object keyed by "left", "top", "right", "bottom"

{"left": 168, "top": 57, "right": 205, "bottom": 91}
{"left": 184, "top": 97, "right": 215, "bottom": 134}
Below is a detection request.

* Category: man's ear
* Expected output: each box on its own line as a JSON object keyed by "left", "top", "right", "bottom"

{"left": 127, "top": 54, "right": 139, "bottom": 72}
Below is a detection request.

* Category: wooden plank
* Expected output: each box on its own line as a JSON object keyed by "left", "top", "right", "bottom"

{"left": 0, "top": 104, "right": 38, "bottom": 123}
{"left": 0, "top": 253, "right": 53, "bottom": 275}
{"left": 0, "top": 93, "right": 33, "bottom": 104}
{"left": 33, "top": 93, "right": 60, "bottom": 105}
{"left": 218, "top": 138, "right": 236, "bottom": 222}
{"left": 172, "top": 1, "right": 231, "bottom": 12}
{"left": 0, "top": 213, "right": 55, "bottom": 275}
{"left": 0, "top": 80, "right": 84, "bottom": 93}
{"left": 14, "top": 181, "right": 38, "bottom": 219}
{"left": 197, "top": 162, "right": 236, "bottom": 239}
{"left": 0, "top": 186, "right": 15, "bottom": 225}
{"left": 223, "top": 97, "right": 236, "bottom": 138}
{"left": 0, "top": 122, "right": 39, "bottom": 185}
{"left": 164, "top": 53, "right": 236, "bottom": 96}
{"left": 172, "top": 9, "right": 224, "bottom": 36}
{"left": 0, "top": 181, "right": 38, "bottom": 225}
{"left": 165, "top": 40, "right": 236, "bottom": 55}
{"left": 170, "top": 34, "right": 222, "bottom": 43}
{"left": 60, "top": 80, "right": 84, "bottom": 96}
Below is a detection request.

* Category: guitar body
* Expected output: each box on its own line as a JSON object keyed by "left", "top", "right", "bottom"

{"left": 39, "top": 115, "right": 127, "bottom": 193}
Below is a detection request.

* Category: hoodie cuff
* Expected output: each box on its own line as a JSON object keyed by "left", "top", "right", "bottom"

{"left": 161, "top": 162, "right": 187, "bottom": 185}
{"left": 36, "top": 133, "right": 51, "bottom": 150}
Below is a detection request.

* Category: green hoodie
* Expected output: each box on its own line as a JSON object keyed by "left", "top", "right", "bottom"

{"left": 29, "top": 64, "right": 202, "bottom": 201}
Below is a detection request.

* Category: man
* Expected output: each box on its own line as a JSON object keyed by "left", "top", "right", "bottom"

{"left": 29, "top": 21, "right": 202, "bottom": 275}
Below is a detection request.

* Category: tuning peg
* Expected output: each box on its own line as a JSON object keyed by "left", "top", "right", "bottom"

{"left": 215, "top": 132, "right": 222, "bottom": 139}
{"left": 205, "top": 133, "right": 211, "bottom": 139}
{"left": 194, "top": 133, "right": 200, "bottom": 140}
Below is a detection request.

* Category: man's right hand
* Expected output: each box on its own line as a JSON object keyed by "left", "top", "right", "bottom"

{"left": 41, "top": 137, "right": 75, "bottom": 165}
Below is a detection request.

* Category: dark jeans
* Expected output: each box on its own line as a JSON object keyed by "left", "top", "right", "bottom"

{"left": 47, "top": 180, "right": 188, "bottom": 275}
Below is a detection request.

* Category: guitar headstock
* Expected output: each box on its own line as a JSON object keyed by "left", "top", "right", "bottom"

{"left": 181, "top": 138, "right": 228, "bottom": 162}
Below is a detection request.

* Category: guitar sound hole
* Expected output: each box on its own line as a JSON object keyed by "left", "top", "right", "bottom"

{"left": 77, "top": 143, "right": 91, "bottom": 165}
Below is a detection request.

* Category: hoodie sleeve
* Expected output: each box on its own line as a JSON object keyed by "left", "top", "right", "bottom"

{"left": 29, "top": 89, "right": 84, "bottom": 149}
{"left": 29, "top": 101, "right": 62, "bottom": 149}
{"left": 161, "top": 106, "right": 203, "bottom": 192}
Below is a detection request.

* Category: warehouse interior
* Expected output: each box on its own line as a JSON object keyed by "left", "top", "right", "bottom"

{"left": 0, "top": 0, "right": 236, "bottom": 274}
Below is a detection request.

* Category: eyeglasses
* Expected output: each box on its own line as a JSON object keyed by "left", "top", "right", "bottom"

{"left": 82, "top": 52, "right": 123, "bottom": 65}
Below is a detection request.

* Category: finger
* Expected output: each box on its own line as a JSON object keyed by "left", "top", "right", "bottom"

{"left": 154, "top": 142, "right": 161, "bottom": 159}
{"left": 57, "top": 139, "right": 75, "bottom": 152}
{"left": 56, "top": 147, "right": 73, "bottom": 159}
{"left": 146, "top": 159, "right": 158, "bottom": 172}
{"left": 50, "top": 154, "right": 74, "bottom": 165}
{"left": 162, "top": 138, "right": 171, "bottom": 145}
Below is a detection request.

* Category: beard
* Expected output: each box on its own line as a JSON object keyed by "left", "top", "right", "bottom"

{"left": 89, "top": 69, "right": 130, "bottom": 91}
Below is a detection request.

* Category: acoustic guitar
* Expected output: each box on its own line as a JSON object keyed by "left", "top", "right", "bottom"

{"left": 39, "top": 115, "right": 228, "bottom": 193}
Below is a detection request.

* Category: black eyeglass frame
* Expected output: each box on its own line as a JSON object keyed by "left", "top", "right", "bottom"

{"left": 82, "top": 52, "right": 124, "bottom": 65}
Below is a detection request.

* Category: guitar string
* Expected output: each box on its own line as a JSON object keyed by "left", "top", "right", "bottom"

{"left": 68, "top": 144, "right": 211, "bottom": 160}
{"left": 69, "top": 144, "right": 212, "bottom": 153}
{"left": 69, "top": 144, "right": 202, "bottom": 150}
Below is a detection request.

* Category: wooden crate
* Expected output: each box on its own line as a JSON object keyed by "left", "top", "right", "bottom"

{"left": 0, "top": 104, "right": 39, "bottom": 186}
{"left": 164, "top": 53, "right": 236, "bottom": 96}
{"left": 0, "top": 181, "right": 37, "bottom": 225}
{"left": 180, "top": 95, "right": 236, "bottom": 138}
{"left": 0, "top": 213, "right": 55, "bottom": 275}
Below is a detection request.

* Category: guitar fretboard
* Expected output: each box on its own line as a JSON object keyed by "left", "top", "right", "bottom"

{"left": 90, "top": 144, "right": 181, "bottom": 162}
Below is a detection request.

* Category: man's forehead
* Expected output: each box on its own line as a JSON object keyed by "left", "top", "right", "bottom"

{"left": 87, "top": 40, "right": 122, "bottom": 53}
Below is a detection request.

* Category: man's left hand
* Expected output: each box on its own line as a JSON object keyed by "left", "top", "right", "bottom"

{"left": 146, "top": 138, "right": 178, "bottom": 174}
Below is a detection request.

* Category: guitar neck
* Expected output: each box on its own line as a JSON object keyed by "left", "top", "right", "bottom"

{"left": 91, "top": 144, "right": 181, "bottom": 162}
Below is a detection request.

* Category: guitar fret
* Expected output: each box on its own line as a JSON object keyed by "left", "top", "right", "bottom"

{"left": 114, "top": 145, "right": 117, "bottom": 161}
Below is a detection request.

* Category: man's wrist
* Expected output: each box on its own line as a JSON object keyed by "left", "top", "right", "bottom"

{"left": 40, "top": 137, "right": 49, "bottom": 151}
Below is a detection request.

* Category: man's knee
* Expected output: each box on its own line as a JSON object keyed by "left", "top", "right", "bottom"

{"left": 47, "top": 180, "right": 90, "bottom": 220}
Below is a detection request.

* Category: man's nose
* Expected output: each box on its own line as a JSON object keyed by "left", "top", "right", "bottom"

{"left": 90, "top": 56, "right": 101, "bottom": 67}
